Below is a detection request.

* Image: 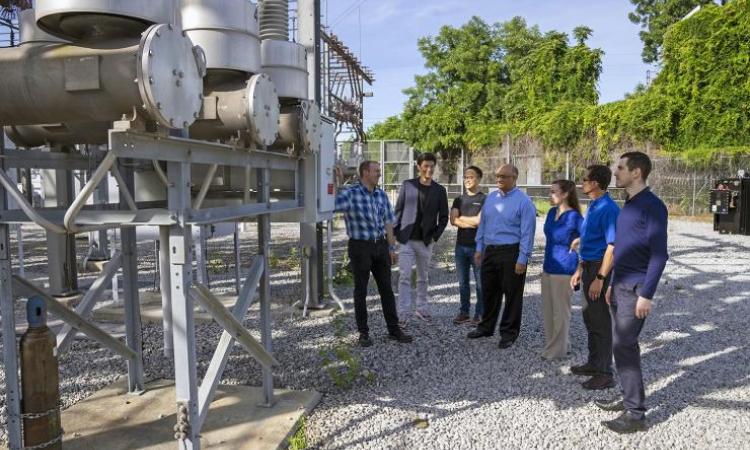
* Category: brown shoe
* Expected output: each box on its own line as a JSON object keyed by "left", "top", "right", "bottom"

{"left": 453, "top": 313, "right": 470, "bottom": 324}
{"left": 582, "top": 375, "right": 615, "bottom": 390}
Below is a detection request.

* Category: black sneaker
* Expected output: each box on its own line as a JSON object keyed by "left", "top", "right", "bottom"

{"left": 570, "top": 364, "right": 598, "bottom": 376}
{"left": 582, "top": 375, "right": 616, "bottom": 390}
{"left": 359, "top": 334, "right": 373, "bottom": 347}
{"left": 388, "top": 330, "right": 413, "bottom": 343}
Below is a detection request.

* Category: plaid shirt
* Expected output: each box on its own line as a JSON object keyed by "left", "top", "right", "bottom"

{"left": 334, "top": 182, "right": 395, "bottom": 240}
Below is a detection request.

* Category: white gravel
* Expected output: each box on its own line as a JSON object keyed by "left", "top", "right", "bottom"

{"left": 1, "top": 219, "right": 749, "bottom": 449}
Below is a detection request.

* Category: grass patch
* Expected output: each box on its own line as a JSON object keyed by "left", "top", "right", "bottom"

{"left": 318, "top": 313, "right": 375, "bottom": 389}
{"left": 288, "top": 416, "right": 308, "bottom": 450}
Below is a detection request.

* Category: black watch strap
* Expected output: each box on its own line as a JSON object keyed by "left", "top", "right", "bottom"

{"left": 596, "top": 273, "right": 606, "bottom": 280}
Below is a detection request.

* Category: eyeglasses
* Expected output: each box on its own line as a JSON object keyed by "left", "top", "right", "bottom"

{"left": 582, "top": 178, "right": 591, "bottom": 182}
{"left": 495, "top": 174, "right": 515, "bottom": 180}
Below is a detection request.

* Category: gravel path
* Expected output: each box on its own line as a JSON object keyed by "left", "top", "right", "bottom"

{"left": 1, "top": 219, "right": 749, "bottom": 449}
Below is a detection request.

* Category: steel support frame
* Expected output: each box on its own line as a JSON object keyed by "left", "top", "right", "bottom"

{"left": 0, "top": 130, "right": 300, "bottom": 449}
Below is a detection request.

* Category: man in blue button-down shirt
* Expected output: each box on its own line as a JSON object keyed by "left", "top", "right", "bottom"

{"left": 334, "top": 161, "right": 412, "bottom": 347}
{"left": 467, "top": 164, "right": 536, "bottom": 348}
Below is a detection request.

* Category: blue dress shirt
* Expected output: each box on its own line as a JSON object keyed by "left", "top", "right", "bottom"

{"left": 579, "top": 192, "right": 620, "bottom": 262}
{"left": 475, "top": 188, "right": 537, "bottom": 265}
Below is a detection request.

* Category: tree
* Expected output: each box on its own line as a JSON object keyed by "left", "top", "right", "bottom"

{"left": 392, "top": 16, "right": 603, "bottom": 160}
{"left": 627, "top": 0, "right": 724, "bottom": 63}
{"left": 367, "top": 116, "right": 405, "bottom": 140}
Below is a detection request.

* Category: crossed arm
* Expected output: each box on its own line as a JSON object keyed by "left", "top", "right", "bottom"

{"left": 451, "top": 208, "right": 481, "bottom": 228}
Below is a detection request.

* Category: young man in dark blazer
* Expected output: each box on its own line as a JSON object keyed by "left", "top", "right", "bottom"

{"left": 394, "top": 152, "right": 449, "bottom": 324}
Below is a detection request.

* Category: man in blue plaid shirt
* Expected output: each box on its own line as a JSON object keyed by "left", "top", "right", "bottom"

{"left": 335, "top": 160, "right": 413, "bottom": 347}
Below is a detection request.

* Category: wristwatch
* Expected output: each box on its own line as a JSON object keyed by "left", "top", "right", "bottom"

{"left": 595, "top": 273, "right": 606, "bottom": 280}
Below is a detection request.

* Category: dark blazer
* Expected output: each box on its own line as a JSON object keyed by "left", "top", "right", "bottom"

{"left": 394, "top": 178, "right": 449, "bottom": 245}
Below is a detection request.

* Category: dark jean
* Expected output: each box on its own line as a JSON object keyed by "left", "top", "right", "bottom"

{"left": 455, "top": 244, "right": 483, "bottom": 318}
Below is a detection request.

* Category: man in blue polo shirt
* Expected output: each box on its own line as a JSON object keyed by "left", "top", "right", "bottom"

{"left": 569, "top": 165, "right": 620, "bottom": 390}
{"left": 467, "top": 164, "right": 536, "bottom": 349}
{"left": 595, "top": 151, "right": 668, "bottom": 433}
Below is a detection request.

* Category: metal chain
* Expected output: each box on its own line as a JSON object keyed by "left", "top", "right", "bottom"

{"left": 19, "top": 407, "right": 59, "bottom": 420}
{"left": 23, "top": 430, "right": 64, "bottom": 450}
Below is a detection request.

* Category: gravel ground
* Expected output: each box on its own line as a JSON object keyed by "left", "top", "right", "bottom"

{"left": 1, "top": 219, "right": 749, "bottom": 449}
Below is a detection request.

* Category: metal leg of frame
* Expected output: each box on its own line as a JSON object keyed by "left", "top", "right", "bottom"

{"left": 159, "top": 226, "right": 174, "bottom": 359}
{"left": 119, "top": 161, "right": 144, "bottom": 393}
{"left": 257, "top": 167, "right": 274, "bottom": 407}
{"left": 168, "top": 161, "right": 200, "bottom": 449}
{"left": 0, "top": 222, "right": 22, "bottom": 450}
{"left": 1, "top": 140, "right": 22, "bottom": 449}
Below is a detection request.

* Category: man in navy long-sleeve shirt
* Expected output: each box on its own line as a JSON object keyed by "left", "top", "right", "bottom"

{"left": 596, "top": 151, "right": 668, "bottom": 433}
{"left": 467, "top": 164, "right": 536, "bottom": 348}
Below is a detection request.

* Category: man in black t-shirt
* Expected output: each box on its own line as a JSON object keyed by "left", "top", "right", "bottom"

{"left": 450, "top": 166, "right": 486, "bottom": 325}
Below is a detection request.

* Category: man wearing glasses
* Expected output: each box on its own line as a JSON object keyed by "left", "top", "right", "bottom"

{"left": 569, "top": 165, "right": 620, "bottom": 390}
{"left": 467, "top": 164, "right": 536, "bottom": 349}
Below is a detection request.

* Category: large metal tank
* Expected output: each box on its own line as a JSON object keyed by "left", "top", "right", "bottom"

{"left": 181, "top": 0, "right": 261, "bottom": 74}
{"left": 0, "top": 24, "right": 204, "bottom": 129}
{"left": 261, "top": 39, "right": 308, "bottom": 101}
{"left": 5, "top": 122, "right": 109, "bottom": 147}
{"left": 190, "top": 73, "right": 280, "bottom": 147}
{"left": 35, "top": 0, "right": 175, "bottom": 41}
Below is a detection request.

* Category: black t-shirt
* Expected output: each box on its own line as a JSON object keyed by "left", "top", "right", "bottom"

{"left": 451, "top": 191, "right": 486, "bottom": 247}
{"left": 409, "top": 182, "right": 431, "bottom": 241}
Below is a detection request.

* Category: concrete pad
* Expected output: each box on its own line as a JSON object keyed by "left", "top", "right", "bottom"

{"left": 92, "top": 291, "right": 246, "bottom": 324}
{"left": 60, "top": 378, "right": 320, "bottom": 450}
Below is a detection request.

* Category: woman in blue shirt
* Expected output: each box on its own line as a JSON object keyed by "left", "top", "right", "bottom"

{"left": 541, "top": 180, "right": 583, "bottom": 360}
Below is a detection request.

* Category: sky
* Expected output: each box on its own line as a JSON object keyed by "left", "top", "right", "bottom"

{"left": 321, "top": 0, "right": 656, "bottom": 130}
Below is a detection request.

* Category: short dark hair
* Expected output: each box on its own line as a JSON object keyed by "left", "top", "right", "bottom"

{"left": 620, "top": 151, "right": 652, "bottom": 180}
{"left": 416, "top": 152, "right": 437, "bottom": 166}
{"left": 585, "top": 164, "right": 612, "bottom": 191}
{"left": 464, "top": 165, "right": 483, "bottom": 178}
{"left": 358, "top": 160, "right": 377, "bottom": 177}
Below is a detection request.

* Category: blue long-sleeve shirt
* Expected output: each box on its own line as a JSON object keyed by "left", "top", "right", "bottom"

{"left": 475, "top": 188, "right": 537, "bottom": 265}
{"left": 543, "top": 208, "right": 584, "bottom": 275}
{"left": 611, "top": 188, "right": 669, "bottom": 300}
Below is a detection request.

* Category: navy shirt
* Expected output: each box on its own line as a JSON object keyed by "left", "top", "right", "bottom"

{"left": 579, "top": 192, "right": 620, "bottom": 262}
{"left": 543, "top": 208, "right": 584, "bottom": 275}
{"left": 611, "top": 188, "right": 669, "bottom": 300}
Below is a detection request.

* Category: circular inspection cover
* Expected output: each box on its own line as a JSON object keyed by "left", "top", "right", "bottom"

{"left": 245, "top": 73, "right": 280, "bottom": 147}
{"left": 137, "top": 24, "right": 204, "bottom": 129}
{"left": 299, "top": 100, "right": 321, "bottom": 153}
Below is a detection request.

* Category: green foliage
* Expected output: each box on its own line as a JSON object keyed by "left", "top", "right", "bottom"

{"left": 288, "top": 416, "right": 308, "bottom": 450}
{"left": 318, "top": 313, "right": 374, "bottom": 389}
{"left": 368, "top": 16, "right": 603, "bottom": 159}
{"left": 627, "top": 0, "right": 720, "bottom": 63}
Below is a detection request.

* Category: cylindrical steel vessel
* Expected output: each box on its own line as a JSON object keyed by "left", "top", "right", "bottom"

{"left": 0, "top": 24, "right": 204, "bottom": 129}
{"left": 258, "top": 0, "right": 289, "bottom": 41}
{"left": 190, "top": 73, "right": 280, "bottom": 147}
{"left": 181, "top": 0, "right": 261, "bottom": 74}
{"left": 5, "top": 122, "right": 109, "bottom": 147}
{"left": 275, "top": 100, "right": 321, "bottom": 153}
{"left": 261, "top": 39, "right": 308, "bottom": 100}
{"left": 35, "top": 0, "right": 175, "bottom": 41}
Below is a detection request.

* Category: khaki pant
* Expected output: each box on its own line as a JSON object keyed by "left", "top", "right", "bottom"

{"left": 540, "top": 272, "right": 573, "bottom": 359}
{"left": 397, "top": 240, "right": 434, "bottom": 317}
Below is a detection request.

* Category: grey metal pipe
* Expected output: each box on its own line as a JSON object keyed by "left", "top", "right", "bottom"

{"left": 0, "top": 24, "right": 203, "bottom": 129}
{"left": 4, "top": 122, "right": 109, "bottom": 148}
{"left": 0, "top": 42, "right": 143, "bottom": 125}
